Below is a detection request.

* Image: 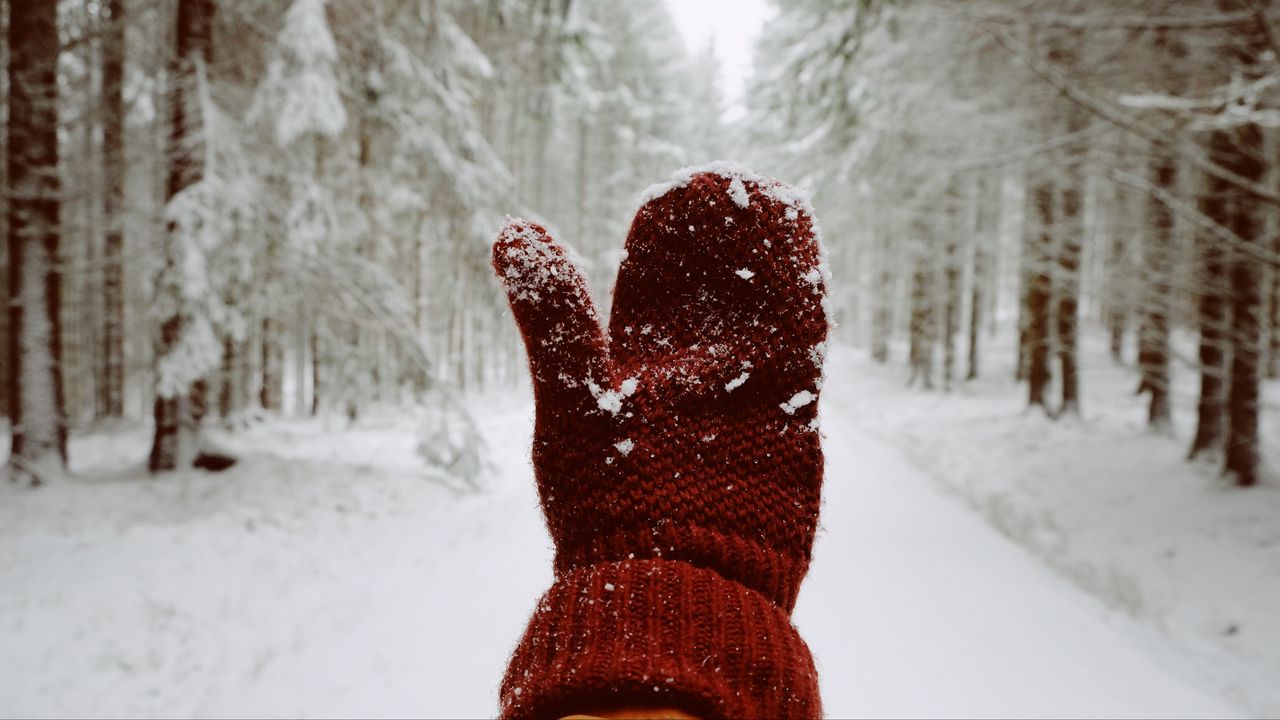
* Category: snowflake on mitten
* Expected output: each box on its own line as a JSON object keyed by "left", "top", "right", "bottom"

{"left": 493, "top": 163, "right": 829, "bottom": 720}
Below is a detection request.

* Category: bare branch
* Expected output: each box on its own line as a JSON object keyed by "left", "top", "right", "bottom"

{"left": 1100, "top": 163, "right": 1280, "bottom": 269}
{"left": 965, "top": 11, "right": 1280, "bottom": 205}
{"left": 968, "top": 8, "right": 1268, "bottom": 31}
{"left": 946, "top": 123, "right": 1112, "bottom": 173}
{"left": 1247, "top": 0, "right": 1280, "bottom": 59}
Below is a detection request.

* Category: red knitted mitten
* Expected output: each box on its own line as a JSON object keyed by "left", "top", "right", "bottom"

{"left": 492, "top": 164, "right": 829, "bottom": 720}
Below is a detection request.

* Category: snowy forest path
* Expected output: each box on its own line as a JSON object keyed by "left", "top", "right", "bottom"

{"left": 796, "top": 357, "right": 1241, "bottom": 718}
{"left": 0, "top": 361, "right": 1246, "bottom": 718}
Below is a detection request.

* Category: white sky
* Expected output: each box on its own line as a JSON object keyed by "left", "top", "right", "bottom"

{"left": 663, "top": 0, "right": 775, "bottom": 120}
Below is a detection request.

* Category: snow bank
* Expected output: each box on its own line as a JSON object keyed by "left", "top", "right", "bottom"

{"left": 0, "top": 396, "right": 549, "bottom": 718}
{"left": 801, "top": 371, "right": 1238, "bottom": 718}
{"left": 830, "top": 327, "right": 1280, "bottom": 717}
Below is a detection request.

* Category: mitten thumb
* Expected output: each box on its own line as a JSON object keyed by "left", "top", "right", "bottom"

{"left": 492, "top": 219, "right": 612, "bottom": 411}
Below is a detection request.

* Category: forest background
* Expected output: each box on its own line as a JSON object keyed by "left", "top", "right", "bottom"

{"left": 3, "top": 0, "right": 1280, "bottom": 716}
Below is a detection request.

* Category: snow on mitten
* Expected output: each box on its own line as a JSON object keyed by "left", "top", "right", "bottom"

{"left": 492, "top": 164, "right": 829, "bottom": 720}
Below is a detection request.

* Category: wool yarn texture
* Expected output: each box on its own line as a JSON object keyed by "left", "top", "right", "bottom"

{"left": 491, "top": 164, "right": 829, "bottom": 720}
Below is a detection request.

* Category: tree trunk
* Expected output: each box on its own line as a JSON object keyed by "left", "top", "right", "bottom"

{"left": 0, "top": 0, "right": 7, "bottom": 420}
{"left": 1105, "top": 185, "right": 1130, "bottom": 364}
{"left": 942, "top": 204, "right": 961, "bottom": 390}
{"left": 1188, "top": 157, "right": 1228, "bottom": 460}
{"left": 1268, "top": 246, "right": 1280, "bottom": 379}
{"left": 294, "top": 307, "right": 309, "bottom": 416}
{"left": 575, "top": 114, "right": 590, "bottom": 246}
{"left": 1047, "top": 45, "right": 1086, "bottom": 414}
{"left": 100, "top": 0, "right": 126, "bottom": 419}
{"left": 349, "top": 114, "right": 376, "bottom": 420}
{"left": 0, "top": 0, "right": 8, "bottom": 423}
{"left": 1016, "top": 268, "right": 1029, "bottom": 382}
{"left": 310, "top": 320, "right": 322, "bottom": 416}
{"left": 217, "top": 338, "right": 237, "bottom": 419}
{"left": 6, "top": 0, "right": 67, "bottom": 484}
{"left": 1056, "top": 159, "right": 1084, "bottom": 416}
{"left": 1201, "top": 0, "right": 1268, "bottom": 485}
{"left": 149, "top": 0, "right": 215, "bottom": 473}
{"left": 1138, "top": 154, "right": 1175, "bottom": 431}
{"left": 1221, "top": 130, "right": 1266, "bottom": 486}
{"left": 260, "top": 315, "right": 284, "bottom": 411}
{"left": 966, "top": 174, "right": 994, "bottom": 382}
{"left": 871, "top": 225, "right": 892, "bottom": 364}
{"left": 967, "top": 248, "right": 984, "bottom": 382}
{"left": 1026, "top": 176, "right": 1053, "bottom": 410}
{"left": 1268, "top": 129, "right": 1280, "bottom": 380}
{"left": 907, "top": 235, "right": 934, "bottom": 390}
{"left": 1108, "top": 313, "right": 1126, "bottom": 363}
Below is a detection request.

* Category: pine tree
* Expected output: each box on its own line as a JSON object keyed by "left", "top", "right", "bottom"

{"left": 1134, "top": 28, "right": 1187, "bottom": 433}
{"left": 149, "top": 0, "right": 217, "bottom": 472}
{"left": 907, "top": 228, "right": 936, "bottom": 390}
{"left": 1221, "top": 124, "right": 1266, "bottom": 487}
{"left": 1026, "top": 172, "right": 1054, "bottom": 411}
{"left": 0, "top": 1, "right": 8, "bottom": 428}
{"left": 260, "top": 315, "right": 284, "bottom": 412}
{"left": 871, "top": 220, "right": 893, "bottom": 364}
{"left": 248, "top": 0, "right": 348, "bottom": 414}
{"left": 966, "top": 171, "right": 995, "bottom": 381}
{"left": 100, "top": 0, "right": 126, "bottom": 420}
{"left": 6, "top": 0, "right": 67, "bottom": 484}
{"left": 1189, "top": 159, "right": 1229, "bottom": 460}
{"left": 5, "top": 0, "right": 67, "bottom": 484}
{"left": 1054, "top": 33, "right": 1086, "bottom": 417}
{"left": 942, "top": 190, "right": 962, "bottom": 391}
{"left": 1136, "top": 153, "right": 1176, "bottom": 432}
{"left": 1104, "top": 181, "right": 1135, "bottom": 364}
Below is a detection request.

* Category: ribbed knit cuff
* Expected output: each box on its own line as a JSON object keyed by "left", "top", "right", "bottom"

{"left": 499, "top": 559, "right": 821, "bottom": 720}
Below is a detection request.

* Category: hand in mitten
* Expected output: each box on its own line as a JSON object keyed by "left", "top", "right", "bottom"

{"left": 492, "top": 165, "right": 829, "bottom": 720}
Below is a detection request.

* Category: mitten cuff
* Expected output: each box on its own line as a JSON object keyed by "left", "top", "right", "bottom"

{"left": 499, "top": 559, "right": 821, "bottom": 720}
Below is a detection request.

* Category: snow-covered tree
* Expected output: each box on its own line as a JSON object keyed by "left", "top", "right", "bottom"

{"left": 251, "top": 0, "right": 346, "bottom": 148}
{"left": 5, "top": 0, "right": 67, "bottom": 484}
{"left": 5, "top": 0, "right": 722, "bottom": 489}
{"left": 100, "top": 0, "right": 127, "bottom": 420}
{"left": 150, "top": 0, "right": 218, "bottom": 472}
{"left": 150, "top": 0, "right": 260, "bottom": 471}
{"left": 748, "top": 0, "right": 1279, "bottom": 485}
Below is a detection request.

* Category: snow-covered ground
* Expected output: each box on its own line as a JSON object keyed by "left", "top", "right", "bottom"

{"left": 829, "top": 329, "right": 1280, "bottom": 718}
{"left": 0, "top": 335, "right": 1266, "bottom": 718}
